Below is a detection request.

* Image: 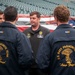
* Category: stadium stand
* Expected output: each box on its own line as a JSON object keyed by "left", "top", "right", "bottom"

{"left": 0, "top": 0, "right": 75, "bottom": 32}
{"left": 0, "top": 0, "right": 75, "bottom": 16}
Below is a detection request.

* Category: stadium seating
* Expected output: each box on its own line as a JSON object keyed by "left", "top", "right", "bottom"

{"left": 0, "top": 0, "right": 75, "bottom": 16}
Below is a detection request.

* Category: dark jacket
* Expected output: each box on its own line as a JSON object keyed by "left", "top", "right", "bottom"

{"left": 0, "top": 22, "right": 33, "bottom": 75}
{"left": 36, "top": 24, "right": 75, "bottom": 75}
{"left": 23, "top": 26, "right": 50, "bottom": 58}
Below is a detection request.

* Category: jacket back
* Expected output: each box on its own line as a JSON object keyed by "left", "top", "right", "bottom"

{"left": 0, "top": 22, "right": 33, "bottom": 75}
{"left": 37, "top": 24, "right": 75, "bottom": 75}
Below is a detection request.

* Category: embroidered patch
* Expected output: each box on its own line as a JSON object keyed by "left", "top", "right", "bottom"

{"left": 57, "top": 45, "right": 75, "bottom": 67}
{"left": 37, "top": 31, "right": 43, "bottom": 38}
{"left": 0, "top": 43, "right": 9, "bottom": 64}
{"left": 27, "top": 33, "right": 31, "bottom": 38}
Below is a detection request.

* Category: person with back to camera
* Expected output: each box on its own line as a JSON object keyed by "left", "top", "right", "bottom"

{"left": 23, "top": 11, "right": 50, "bottom": 75}
{"left": 0, "top": 6, "right": 33, "bottom": 75}
{"left": 36, "top": 5, "right": 75, "bottom": 75}
{"left": 0, "top": 10, "right": 4, "bottom": 23}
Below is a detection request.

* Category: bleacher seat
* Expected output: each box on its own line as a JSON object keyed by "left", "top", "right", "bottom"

{"left": 0, "top": 0, "right": 75, "bottom": 16}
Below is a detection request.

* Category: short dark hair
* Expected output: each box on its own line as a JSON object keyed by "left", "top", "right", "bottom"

{"left": 54, "top": 5, "right": 70, "bottom": 22}
{"left": 0, "top": 10, "right": 3, "bottom": 14}
{"left": 4, "top": 6, "right": 18, "bottom": 21}
{"left": 30, "top": 11, "right": 41, "bottom": 18}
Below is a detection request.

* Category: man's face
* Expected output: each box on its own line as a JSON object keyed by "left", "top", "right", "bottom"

{"left": 30, "top": 14, "right": 40, "bottom": 27}
{"left": 0, "top": 14, "right": 4, "bottom": 23}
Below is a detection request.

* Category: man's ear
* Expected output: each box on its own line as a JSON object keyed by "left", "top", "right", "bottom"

{"left": 54, "top": 16, "right": 57, "bottom": 21}
{"left": 3, "top": 14, "right": 5, "bottom": 20}
{"left": 16, "top": 16, "right": 18, "bottom": 21}
{"left": 54, "top": 16, "right": 58, "bottom": 25}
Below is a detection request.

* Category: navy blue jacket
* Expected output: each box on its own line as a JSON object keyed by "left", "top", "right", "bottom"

{"left": 36, "top": 24, "right": 75, "bottom": 75}
{"left": 0, "top": 22, "right": 33, "bottom": 75}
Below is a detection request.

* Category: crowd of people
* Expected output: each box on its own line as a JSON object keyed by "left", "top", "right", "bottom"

{"left": 0, "top": 4, "right": 75, "bottom": 75}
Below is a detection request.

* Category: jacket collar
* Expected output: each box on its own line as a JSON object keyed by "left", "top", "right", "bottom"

{"left": 56, "top": 24, "right": 72, "bottom": 30}
{"left": 29, "top": 25, "right": 41, "bottom": 34}
{"left": 0, "top": 22, "right": 17, "bottom": 29}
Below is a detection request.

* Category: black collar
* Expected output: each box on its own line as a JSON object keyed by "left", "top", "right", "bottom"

{"left": 29, "top": 26, "right": 41, "bottom": 34}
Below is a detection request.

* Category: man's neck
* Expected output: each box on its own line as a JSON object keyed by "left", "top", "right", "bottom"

{"left": 5, "top": 21, "right": 16, "bottom": 25}
{"left": 57, "top": 21, "right": 68, "bottom": 26}
{"left": 32, "top": 24, "right": 40, "bottom": 31}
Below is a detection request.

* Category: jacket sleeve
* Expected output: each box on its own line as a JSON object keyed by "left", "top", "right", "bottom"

{"left": 16, "top": 32, "right": 33, "bottom": 70}
{"left": 36, "top": 34, "right": 51, "bottom": 72}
